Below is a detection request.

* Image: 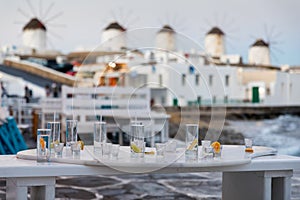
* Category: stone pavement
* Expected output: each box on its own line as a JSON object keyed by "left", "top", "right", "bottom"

{"left": 0, "top": 171, "right": 299, "bottom": 199}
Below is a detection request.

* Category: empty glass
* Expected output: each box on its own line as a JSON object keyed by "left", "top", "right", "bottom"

{"left": 102, "top": 143, "right": 112, "bottom": 158}
{"left": 47, "top": 121, "right": 61, "bottom": 151}
{"left": 66, "top": 120, "right": 78, "bottom": 148}
{"left": 71, "top": 142, "right": 81, "bottom": 158}
{"left": 201, "top": 140, "right": 211, "bottom": 158}
{"left": 165, "top": 140, "right": 177, "bottom": 153}
{"left": 156, "top": 143, "right": 166, "bottom": 157}
{"left": 111, "top": 144, "right": 120, "bottom": 159}
{"left": 94, "top": 121, "right": 106, "bottom": 154}
{"left": 54, "top": 143, "right": 64, "bottom": 157}
{"left": 185, "top": 124, "right": 199, "bottom": 161}
{"left": 37, "top": 129, "right": 51, "bottom": 162}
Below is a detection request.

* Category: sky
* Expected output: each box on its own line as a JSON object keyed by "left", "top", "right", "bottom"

{"left": 0, "top": 0, "right": 300, "bottom": 66}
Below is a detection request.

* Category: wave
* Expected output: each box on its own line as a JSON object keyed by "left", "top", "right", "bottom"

{"left": 228, "top": 115, "right": 300, "bottom": 156}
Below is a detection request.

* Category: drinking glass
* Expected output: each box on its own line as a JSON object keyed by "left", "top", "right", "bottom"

{"left": 156, "top": 143, "right": 166, "bottom": 157}
{"left": 130, "top": 124, "right": 145, "bottom": 158}
{"left": 244, "top": 138, "right": 254, "bottom": 153}
{"left": 201, "top": 140, "right": 211, "bottom": 158}
{"left": 54, "top": 143, "right": 64, "bottom": 157}
{"left": 185, "top": 124, "right": 199, "bottom": 161}
{"left": 47, "top": 121, "right": 61, "bottom": 151}
{"left": 102, "top": 143, "right": 112, "bottom": 158}
{"left": 66, "top": 120, "right": 78, "bottom": 148}
{"left": 94, "top": 121, "right": 106, "bottom": 154}
{"left": 37, "top": 129, "right": 51, "bottom": 162}
{"left": 111, "top": 144, "right": 120, "bottom": 159}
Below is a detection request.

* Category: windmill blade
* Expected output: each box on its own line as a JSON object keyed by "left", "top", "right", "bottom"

{"left": 47, "top": 37, "right": 56, "bottom": 49}
{"left": 39, "top": 0, "right": 43, "bottom": 19}
{"left": 14, "top": 20, "right": 27, "bottom": 25}
{"left": 17, "top": 8, "right": 32, "bottom": 19}
{"left": 42, "top": 2, "right": 55, "bottom": 20}
{"left": 26, "top": 0, "right": 37, "bottom": 17}
{"left": 271, "top": 45, "right": 285, "bottom": 55}
{"left": 45, "top": 23, "right": 67, "bottom": 28}
{"left": 44, "top": 11, "right": 64, "bottom": 23}
{"left": 249, "top": 34, "right": 257, "bottom": 40}
{"left": 48, "top": 30, "right": 63, "bottom": 40}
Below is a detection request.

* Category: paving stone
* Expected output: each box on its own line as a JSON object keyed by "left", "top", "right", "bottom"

{"left": 150, "top": 173, "right": 209, "bottom": 180}
{"left": 116, "top": 174, "right": 152, "bottom": 180}
{"left": 56, "top": 176, "right": 118, "bottom": 188}
{"left": 102, "top": 194, "right": 140, "bottom": 200}
{"left": 0, "top": 179, "right": 5, "bottom": 187}
{"left": 163, "top": 179, "right": 222, "bottom": 196}
{"left": 56, "top": 187, "right": 96, "bottom": 199}
{"left": 143, "top": 195, "right": 195, "bottom": 200}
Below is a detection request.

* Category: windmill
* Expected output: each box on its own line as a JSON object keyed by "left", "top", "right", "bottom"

{"left": 99, "top": 7, "right": 139, "bottom": 51}
{"left": 16, "top": 0, "right": 64, "bottom": 53}
{"left": 198, "top": 13, "right": 240, "bottom": 60}
{"left": 248, "top": 24, "right": 283, "bottom": 66}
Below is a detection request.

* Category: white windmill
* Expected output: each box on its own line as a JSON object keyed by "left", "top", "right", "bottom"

{"left": 16, "top": 0, "right": 64, "bottom": 54}
{"left": 204, "top": 26, "right": 225, "bottom": 58}
{"left": 101, "top": 22, "right": 127, "bottom": 51}
{"left": 22, "top": 18, "right": 47, "bottom": 52}
{"left": 155, "top": 25, "right": 176, "bottom": 51}
{"left": 248, "top": 39, "right": 271, "bottom": 66}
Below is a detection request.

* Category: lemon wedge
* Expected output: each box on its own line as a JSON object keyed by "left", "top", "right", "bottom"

{"left": 131, "top": 143, "right": 141, "bottom": 153}
{"left": 187, "top": 139, "right": 198, "bottom": 150}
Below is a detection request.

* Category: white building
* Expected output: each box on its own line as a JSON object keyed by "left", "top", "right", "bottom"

{"left": 22, "top": 18, "right": 47, "bottom": 52}
{"left": 101, "top": 22, "right": 126, "bottom": 51}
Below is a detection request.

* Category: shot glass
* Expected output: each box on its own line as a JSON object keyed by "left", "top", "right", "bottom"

{"left": 213, "top": 145, "right": 223, "bottom": 159}
{"left": 94, "top": 121, "right": 106, "bottom": 154}
{"left": 130, "top": 124, "right": 145, "bottom": 158}
{"left": 244, "top": 138, "right": 254, "bottom": 153}
{"left": 71, "top": 142, "right": 81, "bottom": 158}
{"left": 54, "top": 143, "right": 64, "bottom": 158}
{"left": 156, "top": 143, "right": 166, "bottom": 157}
{"left": 102, "top": 143, "right": 112, "bottom": 158}
{"left": 66, "top": 120, "right": 78, "bottom": 148}
{"left": 201, "top": 140, "right": 211, "bottom": 158}
{"left": 165, "top": 140, "right": 177, "bottom": 153}
{"left": 185, "top": 124, "right": 199, "bottom": 161}
{"left": 37, "top": 129, "right": 51, "bottom": 162}
{"left": 47, "top": 121, "right": 61, "bottom": 151}
{"left": 111, "top": 144, "right": 120, "bottom": 159}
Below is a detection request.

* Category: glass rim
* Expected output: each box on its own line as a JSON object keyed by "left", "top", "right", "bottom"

{"left": 66, "top": 119, "right": 78, "bottom": 122}
{"left": 94, "top": 121, "right": 106, "bottom": 124}
{"left": 185, "top": 124, "right": 199, "bottom": 127}
{"left": 37, "top": 128, "right": 51, "bottom": 131}
{"left": 47, "top": 121, "right": 61, "bottom": 124}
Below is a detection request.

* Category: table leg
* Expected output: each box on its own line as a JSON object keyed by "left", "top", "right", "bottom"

{"left": 222, "top": 170, "right": 292, "bottom": 200}
{"left": 6, "top": 177, "right": 56, "bottom": 200}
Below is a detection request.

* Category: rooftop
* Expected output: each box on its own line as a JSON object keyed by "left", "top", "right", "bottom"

{"left": 23, "top": 18, "right": 46, "bottom": 31}
{"left": 206, "top": 27, "right": 224, "bottom": 35}
{"left": 104, "top": 22, "right": 126, "bottom": 31}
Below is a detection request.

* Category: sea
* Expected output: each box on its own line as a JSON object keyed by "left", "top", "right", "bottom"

{"left": 228, "top": 114, "right": 300, "bottom": 156}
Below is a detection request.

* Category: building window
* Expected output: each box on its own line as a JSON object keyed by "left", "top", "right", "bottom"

{"left": 209, "top": 75, "right": 213, "bottom": 86}
{"left": 182, "top": 74, "right": 186, "bottom": 86}
{"left": 195, "top": 74, "right": 200, "bottom": 85}
{"left": 225, "top": 75, "right": 230, "bottom": 87}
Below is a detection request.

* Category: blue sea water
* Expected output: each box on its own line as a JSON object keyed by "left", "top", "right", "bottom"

{"left": 228, "top": 115, "right": 300, "bottom": 156}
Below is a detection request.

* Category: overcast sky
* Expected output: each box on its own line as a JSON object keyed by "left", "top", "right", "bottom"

{"left": 0, "top": 0, "right": 299, "bottom": 66}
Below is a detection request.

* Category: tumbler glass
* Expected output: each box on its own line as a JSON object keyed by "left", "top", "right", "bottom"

{"left": 37, "top": 129, "right": 51, "bottom": 162}
{"left": 185, "top": 124, "right": 199, "bottom": 161}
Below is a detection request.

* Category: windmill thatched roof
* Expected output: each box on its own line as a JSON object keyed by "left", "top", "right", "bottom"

{"left": 104, "top": 22, "right": 126, "bottom": 31}
{"left": 251, "top": 39, "right": 269, "bottom": 47}
{"left": 206, "top": 27, "right": 224, "bottom": 35}
{"left": 23, "top": 18, "right": 46, "bottom": 31}
{"left": 158, "top": 25, "right": 175, "bottom": 33}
